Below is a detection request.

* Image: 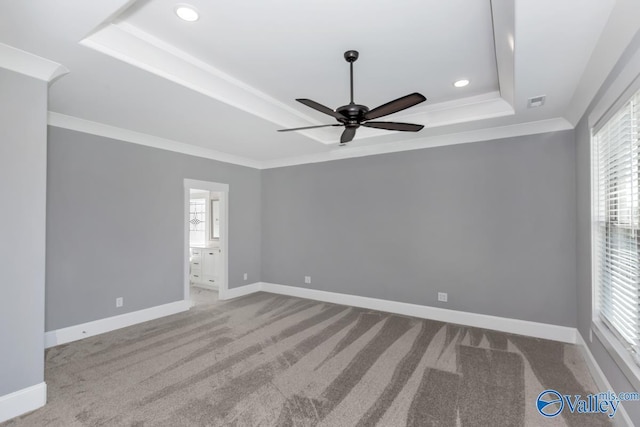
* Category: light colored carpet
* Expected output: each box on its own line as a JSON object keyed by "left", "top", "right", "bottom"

{"left": 3, "top": 290, "right": 610, "bottom": 426}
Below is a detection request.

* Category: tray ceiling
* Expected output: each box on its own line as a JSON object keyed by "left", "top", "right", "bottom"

{"left": 1, "top": 0, "right": 635, "bottom": 168}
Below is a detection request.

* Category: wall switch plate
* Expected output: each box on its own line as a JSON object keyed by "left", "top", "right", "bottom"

{"left": 589, "top": 329, "right": 593, "bottom": 342}
{"left": 243, "top": 273, "right": 248, "bottom": 281}
{"left": 116, "top": 297, "right": 124, "bottom": 308}
{"left": 304, "top": 276, "right": 311, "bottom": 284}
{"left": 438, "top": 292, "right": 448, "bottom": 302}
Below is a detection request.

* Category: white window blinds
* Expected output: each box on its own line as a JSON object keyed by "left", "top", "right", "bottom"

{"left": 594, "top": 89, "right": 640, "bottom": 365}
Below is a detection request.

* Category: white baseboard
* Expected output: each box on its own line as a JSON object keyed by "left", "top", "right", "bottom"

{"left": 576, "top": 333, "right": 634, "bottom": 427}
{"left": 0, "top": 382, "right": 46, "bottom": 423}
{"left": 44, "top": 300, "right": 190, "bottom": 348}
{"left": 259, "top": 283, "right": 577, "bottom": 344}
{"left": 219, "top": 282, "right": 263, "bottom": 300}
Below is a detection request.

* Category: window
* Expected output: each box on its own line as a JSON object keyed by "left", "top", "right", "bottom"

{"left": 189, "top": 198, "right": 207, "bottom": 244}
{"left": 593, "top": 88, "right": 640, "bottom": 367}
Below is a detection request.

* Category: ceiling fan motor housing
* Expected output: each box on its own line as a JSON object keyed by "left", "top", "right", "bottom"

{"left": 336, "top": 103, "right": 369, "bottom": 127}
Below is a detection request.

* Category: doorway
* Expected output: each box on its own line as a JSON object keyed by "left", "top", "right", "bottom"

{"left": 184, "top": 179, "right": 229, "bottom": 306}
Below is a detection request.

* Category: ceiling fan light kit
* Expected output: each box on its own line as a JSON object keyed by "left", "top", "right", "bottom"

{"left": 278, "top": 50, "right": 427, "bottom": 145}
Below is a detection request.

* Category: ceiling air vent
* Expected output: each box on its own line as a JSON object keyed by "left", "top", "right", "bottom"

{"left": 527, "top": 95, "right": 546, "bottom": 108}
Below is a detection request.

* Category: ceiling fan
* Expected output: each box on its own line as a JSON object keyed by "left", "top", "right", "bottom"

{"left": 278, "top": 50, "right": 427, "bottom": 145}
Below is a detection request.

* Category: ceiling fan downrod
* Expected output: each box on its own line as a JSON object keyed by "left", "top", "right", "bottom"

{"left": 344, "top": 50, "right": 359, "bottom": 104}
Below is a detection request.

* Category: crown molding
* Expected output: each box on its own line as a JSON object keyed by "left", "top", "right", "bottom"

{"left": 47, "top": 112, "right": 262, "bottom": 169}
{"left": 0, "top": 43, "right": 68, "bottom": 83}
{"left": 260, "top": 117, "right": 574, "bottom": 169}
{"left": 48, "top": 112, "right": 573, "bottom": 170}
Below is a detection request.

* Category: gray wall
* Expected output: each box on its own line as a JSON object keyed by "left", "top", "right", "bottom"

{"left": 262, "top": 130, "right": 577, "bottom": 327}
{"left": 0, "top": 69, "right": 47, "bottom": 395}
{"left": 575, "top": 31, "right": 640, "bottom": 420}
{"left": 45, "top": 127, "right": 261, "bottom": 331}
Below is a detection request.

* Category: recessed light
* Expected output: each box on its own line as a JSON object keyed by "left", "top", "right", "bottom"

{"left": 453, "top": 79, "right": 470, "bottom": 88}
{"left": 175, "top": 5, "right": 199, "bottom": 22}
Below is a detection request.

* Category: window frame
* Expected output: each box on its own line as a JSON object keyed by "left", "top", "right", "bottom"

{"left": 590, "top": 70, "right": 640, "bottom": 392}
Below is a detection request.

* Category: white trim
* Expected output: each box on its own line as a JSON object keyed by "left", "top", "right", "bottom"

{"left": 47, "top": 111, "right": 573, "bottom": 170}
{"left": 592, "top": 321, "right": 640, "bottom": 392}
{"left": 219, "top": 282, "right": 263, "bottom": 300}
{"left": 490, "top": 0, "right": 515, "bottom": 109}
{"left": 0, "top": 382, "right": 46, "bottom": 423}
{"left": 576, "top": 333, "right": 634, "bottom": 427}
{"left": 258, "top": 283, "right": 577, "bottom": 343}
{"left": 0, "top": 42, "right": 68, "bottom": 83}
{"left": 44, "top": 300, "right": 190, "bottom": 348}
{"left": 184, "top": 186, "right": 192, "bottom": 303}
{"left": 261, "top": 117, "right": 573, "bottom": 169}
{"left": 588, "top": 39, "right": 640, "bottom": 405}
{"left": 183, "top": 179, "right": 229, "bottom": 305}
{"left": 47, "top": 112, "right": 261, "bottom": 169}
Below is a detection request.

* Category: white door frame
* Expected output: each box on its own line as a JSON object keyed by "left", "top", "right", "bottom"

{"left": 184, "top": 179, "right": 229, "bottom": 303}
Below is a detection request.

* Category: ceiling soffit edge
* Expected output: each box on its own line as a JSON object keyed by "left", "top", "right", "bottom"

{"left": 80, "top": 22, "right": 333, "bottom": 143}
{"left": 0, "top": 42, "right": 69, "bottom": 84}
{"left": 490, "top": 0, "right": 515, "bottom": 108}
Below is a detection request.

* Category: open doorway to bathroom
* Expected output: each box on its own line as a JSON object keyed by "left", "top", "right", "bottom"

{"left": 184, "top": 179, "right": 228, "bottom": 307}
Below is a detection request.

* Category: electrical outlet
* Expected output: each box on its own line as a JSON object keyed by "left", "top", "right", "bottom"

{"left": 116, "top": 297, "right": 124, "bottom": 308}
{"left": 589, "top": 329, "right": 593, "bottom": 342}
{"left": 304, "top": 276, "right": 311, "bottom": 284}
{"left": 438, "top": 292, "right": 448, "bottom": 302}
{"left": 243, "top": 273, "right": 248, "bottom": 281}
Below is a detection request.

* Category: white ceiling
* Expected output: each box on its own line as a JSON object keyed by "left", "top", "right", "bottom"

{"left": 121, "top": 0, "right": 499, "bottom": 107}
{"left": 1, "top": 0, "right": 638, "bottom": 168}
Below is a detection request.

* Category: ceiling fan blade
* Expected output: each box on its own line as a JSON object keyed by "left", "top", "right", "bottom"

{"left": 296, "top": 99, "right": 343, "bottom": 119}
{"left": 364, "top": 93, "right": 427, "bottom": 120}
{"left": 362, "top": 121, "right": 424, "bottom": 132}
{"left": 278, "top": 124, "right": 342, "bottom": 132}
{"left": 341, "top": 127, "right": 356, "bottom": 144}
